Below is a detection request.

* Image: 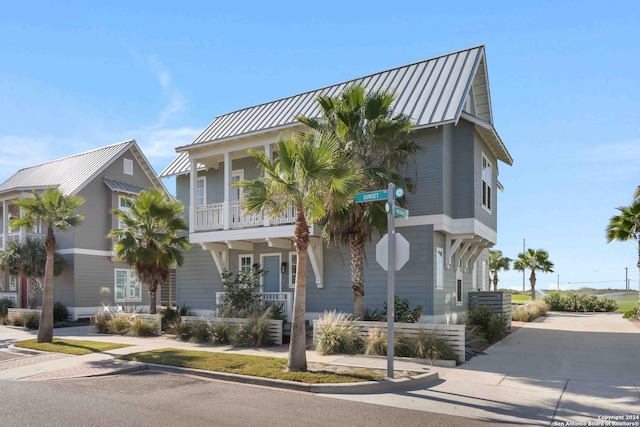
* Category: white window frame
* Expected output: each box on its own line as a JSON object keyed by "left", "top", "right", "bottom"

{"left": 239, "top": 254, "right": 254, "bottom": 275}
{"left": 196, "top": 177, "right": 206, "bottom": 206}
{"left": 117, "top": 195, "right": 131, "bottom": 230}
{"left": 114, "top": 269, "right": 142, "bottom": 302}
{"left": 435, "top": 247, "right": 444, "bottom": 290}
{"left": 288, "top": 252, "right": 297, "bottom": 289}
{"left": 231, "top": 170, "right": 244, "bottom": 202}
{"left": 482, "top": 153, "right": 492, "bottom": 212}
{"left": 9, "top": 275, "right": 17, "bottom": 291}
{"left": 124, "top": 158, "right": 134, "bottom": 175}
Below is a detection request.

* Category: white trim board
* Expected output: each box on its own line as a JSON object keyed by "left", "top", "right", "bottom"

{"left": 57, "top": 248, "right": 114, "bottom": 257}
{"left": 396, "top": 215, "right": 497, "bottom": 243}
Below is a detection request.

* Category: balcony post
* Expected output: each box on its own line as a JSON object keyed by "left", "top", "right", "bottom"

{"left": 189, "top": 159, "right": 197, "bottom": 233}
{"left": 1, "top": 200, "right": 6, "bottom": 250}
{"left": 263, "top": 143, "right": 271, "bottom": 227}
{"left": 223, "top": 152, "right": 231, "bottom": 230}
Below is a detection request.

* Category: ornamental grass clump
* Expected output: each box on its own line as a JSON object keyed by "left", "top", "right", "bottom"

{"left": 229, "top": 311, "right": 272, "bottom": 347}
{"left": 189, "top": 320, "right": 212, "bottom": 343}
{"left": 408, "top": 328, "right": 456, "bottom": 364}
{"left": 363, "top": 327, "right": 409, "bottom": 356}
{"left": 314, "top": 310, "right": 362, "bottom": 355}
{"left": 169, "top": 320, "right": 193, "bottom": 341}
{"left": 106, "top": 316, "right": 131, "bottom": 335}
{"left": 128, "top": 317, "right": 157, "bottom": 337}
{"left": 211, "top": 320, "right": 231, "bottom": 344}
{"left": 91, "top": 312, "right": 111, "bottom": 333}
{"left": 512, "top": 300, "right": 549, "bottom": 322}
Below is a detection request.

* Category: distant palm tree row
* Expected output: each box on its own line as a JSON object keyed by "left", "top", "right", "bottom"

{"left": 489, "top": 248, "right": 554, "bottom": 301}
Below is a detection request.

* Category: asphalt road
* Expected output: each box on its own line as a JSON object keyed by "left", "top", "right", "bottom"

{"left": 0, "top": 370, "right": 504, "bottom": 427}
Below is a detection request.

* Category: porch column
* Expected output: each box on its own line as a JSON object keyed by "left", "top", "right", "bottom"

{"left": 263, "top": 143, "right": 271, "bottom": 227}
{"left": 1, "top": 200, "right": 6, "bottom": 250}
{"left": 223, "top": 152, "right": 231, "bottom": 230}
{"left": 189, "top": 158, "right": 196, "bottom": 233}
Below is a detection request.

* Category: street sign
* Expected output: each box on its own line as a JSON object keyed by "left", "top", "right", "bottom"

{"left": 384, "top": 203, "right": 409, "bottom": 219}
{"left": 355, "top": 187, "right": 404, "bottom": 203}
{"left": 376, "top": 233, "right": 410, "bottom": 271}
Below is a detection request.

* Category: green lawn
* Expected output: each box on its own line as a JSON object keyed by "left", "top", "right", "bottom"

{"left": 119, "top": 348, "right": 386, "bottom": 384}
{"left": 15, "top": 339, "right": 131, "bottom": 355}
{"left": 511, "top": 294, "right": 531, "bottom": 305}
{"left": 607, "top": 293, "right": 638, "bottom": 313}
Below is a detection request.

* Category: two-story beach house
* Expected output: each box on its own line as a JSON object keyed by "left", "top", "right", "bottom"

{"left": 0, "top": 140, "right": 169, "bottom": 319}
{"left": 160, "top": 45, "right": 513, "bottom": 324}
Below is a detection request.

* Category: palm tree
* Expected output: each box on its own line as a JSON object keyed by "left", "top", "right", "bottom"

{"left": 513, "top": 248, "right": 554, "bottom": 301}
{"left": 489, "top": 250, "right": 512, "bottom": 291}
{"left": 108, "top": 188, "right": 190, "bottom": 314}
{"left": 0, "top": 237, "right": 64, "bottom": 309}
{"left": 237, "top": 131, "right": 360, "bottom": 372}
{"left": 606, "top": 199, "right": 640, "bottom": 317}
{"left": 298, "top": 84, "right": 418, "bottom": 320}
{"left": 11, "top": 188, "right": 84, "bottom": 342}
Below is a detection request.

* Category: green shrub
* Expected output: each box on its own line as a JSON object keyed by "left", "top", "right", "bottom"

{"left": 169, "top": 320, "right": 193, "bottom": 341}
{"left": 12, "top": 314, "right": 24, "bottom": 327}
{"left": 407, "top": 328, "right": 456, "bottom": 364}
{"left": 179, "top": 304, "right": 194, "bottom": 317}
{"left": 160, "top": 305, "right": 181, "bottom": 331}
{"left": 189, "top": 321, "right": 211, "bottom": 343}
{"left": 217, "top": 268, "right": 265, "bottom": 318}
{"left": 23, "top": 312, "right": 40, "bottom": 330}
{"left": 128, "top": 317, "right": 157, "bottom": 337}
{"left": 106, "top": 316, "right": 131, "bottom": 335}
{"left": 0, "top": 298, "right": 14, "bottom": 317}
{"left": 363, "top": 327, "right": 408, "bottom": 356}
{"left": 314, "top": 311, "right": 362, "bottom": 355}
{"left": 91, "top": 312, "right": 112, "bottom": 333}
{"left": 362, "top": 307, "right": 383, "bottom": 321}
{"left": 623, "top": 307, "right": 639, "bottom": 319}
{"left": 381, "top": 296, "right": 423, "bottom": 323}
{"left": 53, "top": 302, "right": 69, "bottom": 323}
{"left": 543, "top": 291, "right": 619, "bottom": 312}
{"left": 211, "top": 320, "right": 231, "bottom": 344}
{"left": 467, "top": 306, "right": 508, "bottom": 343}
{"left": 263, "top": 301, "right": 287, "bottom": 321}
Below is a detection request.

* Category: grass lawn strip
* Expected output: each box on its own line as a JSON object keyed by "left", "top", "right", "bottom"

{"left": 119, "top": 348, "right": 389, "bottom": 384}
{"left": 15, "top": 339, "right": 131, "bottom": 355}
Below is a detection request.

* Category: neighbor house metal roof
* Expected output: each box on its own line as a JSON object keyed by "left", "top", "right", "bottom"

{"left": 103, "top": 177, "right": 146, "bottom": 195}
{"left": 0, "top": 140, "right": 167, "bottom": 197}
{"left": 161, "top": 45, "right": 511, "bottom": 177}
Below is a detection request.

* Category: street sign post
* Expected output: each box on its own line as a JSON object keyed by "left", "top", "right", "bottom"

{"left": 356, "top": 184, "right": 409, "bottom": 378}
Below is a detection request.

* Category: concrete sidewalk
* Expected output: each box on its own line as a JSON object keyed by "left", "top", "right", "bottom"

{"left": 0, "top": 324, "right": 433, "bottom": 388}
{"left": 325, "top": 312, "right": 640, "bottom": 426}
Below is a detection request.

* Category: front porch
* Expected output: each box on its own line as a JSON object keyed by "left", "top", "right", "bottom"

{"left": 194, "top": 201, "right": 296, "bottom": 232}
{"left": 215, "top": 291, "right": 294, "bottom": 322}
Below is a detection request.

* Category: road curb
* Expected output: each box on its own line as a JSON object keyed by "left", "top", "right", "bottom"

{"left": 145, "top": 363, "right": 439, "bottom": 394}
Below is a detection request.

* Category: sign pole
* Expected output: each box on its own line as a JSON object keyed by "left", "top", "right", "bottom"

{"left": 387, "top": 182, "right": 395, "bottom": 378}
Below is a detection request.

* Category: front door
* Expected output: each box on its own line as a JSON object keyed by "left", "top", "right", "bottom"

{"left": 262, "top": 255, "right": 280, "bottom": 293}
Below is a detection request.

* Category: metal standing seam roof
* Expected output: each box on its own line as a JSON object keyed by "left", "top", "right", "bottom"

{"left": 161, "top": 45, "right": 509, "bottom": 177}
{"left": 103, "top": 177, "right": 147, "bottom": 195}
{"left": 0, "top": 140, "right": 167, "bottom": 197}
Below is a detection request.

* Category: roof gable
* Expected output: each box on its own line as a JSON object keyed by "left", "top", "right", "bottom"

{"left": 161, "top": 45, "right": 507, "bottom": 177}
{"left": 0, "top": 140, "right": 168, "bottom": 197}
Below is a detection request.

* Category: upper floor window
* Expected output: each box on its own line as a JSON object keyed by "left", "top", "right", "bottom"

{"left": 482, "top": 154, "right": 492, "bottom": 211}
{"left": 196, "top": 177, "right": 206, "bottom": 206}
{"left": 231, "top": 170, "right": 244, "bottom": 202}
{"left": 117, "top": 196, "right": 131, "bottom": 230}
{"left": 124, "top": 158, "right": 133, "bottom": 175}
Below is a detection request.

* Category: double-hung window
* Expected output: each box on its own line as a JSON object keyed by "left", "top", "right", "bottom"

{"left": 114, "top": 269, "right": 141, "bottom": 302}
{"left": 117, "top": 196, "right": 131, "bottom": 230}
{"left": 196, "top": 177, "right": 206, "bottom": 206}
{"left": 239, "top": 255, "right": 253, "bottom": 275}
{"left": 482, "top": 154, "right": 492, "bottom": 210}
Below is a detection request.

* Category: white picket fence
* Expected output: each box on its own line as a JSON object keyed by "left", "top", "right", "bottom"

{"left": 313, "top": 320, "right": 466, "bottom": 363}
{"left": 181, "top": 316, "right": 283, "bottom": 346}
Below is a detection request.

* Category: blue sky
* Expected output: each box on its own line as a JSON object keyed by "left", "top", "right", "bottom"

{"left": 1, "top": 1, "right": 638, "bottom": 290}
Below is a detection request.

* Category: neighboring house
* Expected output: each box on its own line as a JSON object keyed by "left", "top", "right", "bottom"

{"left": 0, "top": 140, "right": 168, "bottom": 319}
{"left": 634, "top": 186, "right": 640, "bottom": 201}
{"left": 160, "top": 45, "right": 513, "bottom": 324}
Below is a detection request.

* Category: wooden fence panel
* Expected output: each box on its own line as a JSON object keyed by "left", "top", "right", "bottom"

{"left": 181, "top": 316, "right": 283, "bottom": 346}
{"left": 469, "top": 291, "right": 512, "bottom": 328}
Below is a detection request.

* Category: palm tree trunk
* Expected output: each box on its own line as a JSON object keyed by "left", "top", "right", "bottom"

{"left": 493, "top": 273, "right": 499, "bottom": 292}
{"left": 37, "top": 228, "right": 55, "bottom": 343}
{"left": 530, "top": 271, "right": 537, "bottom": 301}
{"left": 149, "top": 286, "right": 157, "bottom": 314}
{"left": 287, "top": 210, "right": 309, "bottom": 372}
{"left": 637, "top": 240, "right": 640, "bottom": 319}
{"left": 350, "top": 233, "right": 365, "bottom": 320}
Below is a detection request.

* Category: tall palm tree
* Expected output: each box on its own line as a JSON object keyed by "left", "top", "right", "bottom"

{"left": 489, "top": 249, "right": 512, "bottom": 291}
{"left": 109, "top": 188, "right": 190, "bottom": 314}
{"left": 513, "top": 248, "right": 554, "bottom": 301}
{"left": 11, "top": 188, "right": 84, "bottom": 342}
{"left": 0, "top": 237, "right": 64, "bottom": 309}
{"left": 606, "top": 199, "right": 640, "bottom": 317}
{"left": 237, "top": 131, "right": 360, "bottom": 372}
{"left": 298, "top": 84, "right": 418, "bottom": 320}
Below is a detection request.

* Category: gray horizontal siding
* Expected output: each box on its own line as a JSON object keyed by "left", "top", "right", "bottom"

{"left": 452, "top": 120, "right": 475, "bottom": 219}
{"left": 404, "top": 127, "right": 444, "bottom": 216}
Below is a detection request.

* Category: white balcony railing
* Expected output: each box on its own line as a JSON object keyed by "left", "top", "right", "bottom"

{"left": 0, "top": 232, "right": 45, "bottom": 251}
{"left": 194, "top": 201, "right": 296, "bottom": 232}
{"left": 215, "top": 291, "right": 293, "bottom": 322}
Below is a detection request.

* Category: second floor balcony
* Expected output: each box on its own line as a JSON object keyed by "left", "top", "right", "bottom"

{"left": 193, "top": 200, "right": 296, "bottom": 232}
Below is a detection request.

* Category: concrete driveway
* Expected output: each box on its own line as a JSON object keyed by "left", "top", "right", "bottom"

{"left": 324, "top": 312, "right": 640, "bottom": 426}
